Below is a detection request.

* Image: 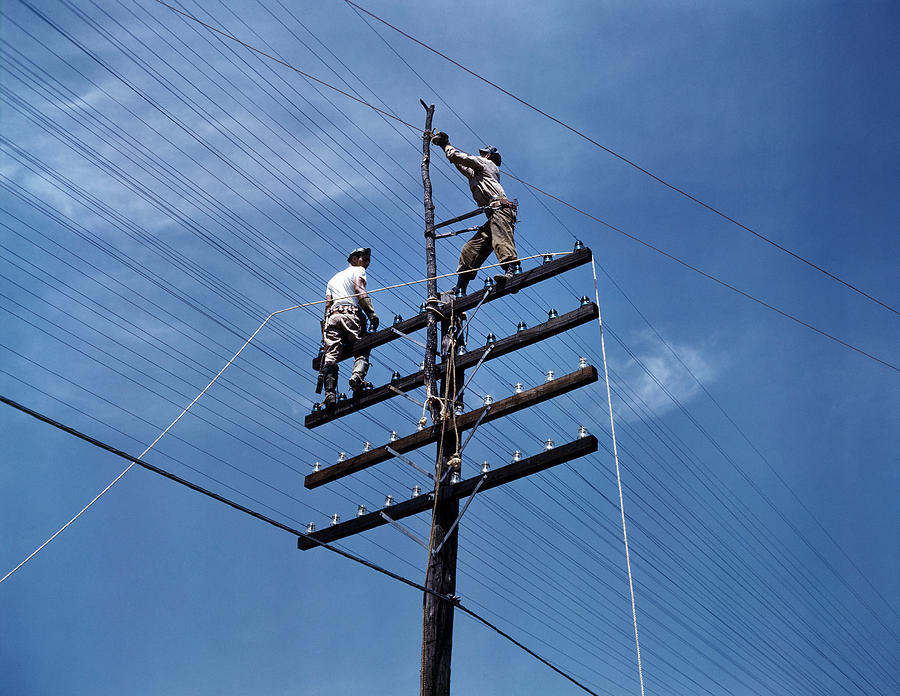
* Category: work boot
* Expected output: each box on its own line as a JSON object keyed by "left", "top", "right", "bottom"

{"left": 493, "top": 267, "right": 517, "bottom": 292}
{"left": 441, "top": 288, "right": 463, "bottom": 305}
{"left": 348, "top": 374, "right": 372, "bottom": 395}
{"left": 322, "top": 366, "right": 338, "bottom": 408}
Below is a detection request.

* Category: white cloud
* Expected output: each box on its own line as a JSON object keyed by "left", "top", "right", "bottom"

{"left": 614, "top": 328, "right": 718, "bottom": 421}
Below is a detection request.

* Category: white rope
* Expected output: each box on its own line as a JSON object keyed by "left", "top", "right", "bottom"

{"left": 591, "top": 257, "right": 645, "bottom": 695}
{"left": 0, "top": 462, "right": 134, "bottom": 584}
{"left": 1, "top": 307, "right": 288, "bottom": 585}
{"left": 2, "top": 252, "right": 574, "bottom": 584}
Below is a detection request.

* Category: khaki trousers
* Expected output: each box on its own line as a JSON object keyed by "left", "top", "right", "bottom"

{"left": 456, "top": 207, "right": 517, "bottom": 284}
{"left": 322, "top": 310, "right": 369, "bottom": 379}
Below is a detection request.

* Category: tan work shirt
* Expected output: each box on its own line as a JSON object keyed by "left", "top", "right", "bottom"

{"left": 443, "top": 145, "right": 507, "bottom": 207}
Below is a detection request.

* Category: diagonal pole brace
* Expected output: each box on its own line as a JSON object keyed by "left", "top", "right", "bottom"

{"left": 459, "top": 404, "right": 491, "bottom": 455}
{"left": 432, "top": 474, "right": 487, "bottom": 556}
{"left": 391, "top": 326, "right": 427, "bottom": 349}
{"left": 456, "top": 343, "right": 493, "bottom": 402}
{"left": 386, "top": 446, "right": 434, "bottom": 481}
{"left": 388, "top": 385, "right": 426, "bottom": 407}
{"left": 448, "top": 287, "right": 492, "bottom": 354}
{"left": 430, "top": 206, "right": 485, "bottom": 232}
{"left": 457, "top": 287, "right": 491, "bottom": 337}
{"left": 380, "top": 511, "right": 429, "bottom": 549}
{"left": 435, "top": 225, "right": 480, "bottom": 240}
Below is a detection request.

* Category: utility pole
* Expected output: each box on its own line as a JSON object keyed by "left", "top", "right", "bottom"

{"left": 298, "top": 103, "right": 600, "bottom": 695}
{"left": 419, "top": 100, "right": 460, "bottom": 695}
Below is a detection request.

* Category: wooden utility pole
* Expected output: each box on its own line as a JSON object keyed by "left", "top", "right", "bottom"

{"left": 419, "top": 100, "right": 458, "bottom": 696}
{"left": 298, "top": 102, "right": 600, "bottom": 695}
{"left": 421, "top": 100, "right": 438, "bottom": 404}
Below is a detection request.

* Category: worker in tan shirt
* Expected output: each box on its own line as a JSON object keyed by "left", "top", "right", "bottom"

{"left": 431, "top": 131, "right": 518, "bottom": 295}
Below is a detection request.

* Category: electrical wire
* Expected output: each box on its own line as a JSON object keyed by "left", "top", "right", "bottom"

{"left": 117, "top": 1, "right": 900, "bottom": 373}
{"left": 4, "top": 5, "right": 895, "bottom": 692}
{"left": 0, "top": 393, "right": 603, "bottom": 696}
{"left": 0, "top": 254, "right": 568, "bottom": 580}
{"left": 341, "top": 0, "right": 898, "bottom": 318}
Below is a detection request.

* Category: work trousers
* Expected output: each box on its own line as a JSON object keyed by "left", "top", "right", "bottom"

{"left": 322, "top": 310, "right": 369, "bottom": 379}
{"left": 456, "top": 206, "right": 518, "bottom": 284}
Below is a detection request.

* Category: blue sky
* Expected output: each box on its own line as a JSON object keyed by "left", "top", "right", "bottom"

{"left": 1, "top": 1, "right": 897, "bottom": 694}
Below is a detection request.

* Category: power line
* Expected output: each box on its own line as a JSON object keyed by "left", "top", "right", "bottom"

{"left": 490, "top": 338, "right": 896, "bottom": 690}
{"left": 587, "top": 257, "right": 900, "bottom": 625}
{"left": 341, "top": 0, "right": 898, "bottom": 318}
{"left": 0, "top": 392, "right": 602, "bottom": 696}
{"left": 149, "top": 1, "right": 897, "bottom": 372}
{"left": 152, "top": 0, "right": 421, "bottom": 130}
{"left": 5, "top": 5, "right": 894, "bottom": 690}
{"left": 505, "top": 174, "right": 899, "bottom": 372}
{"left": 330, "top": 21, "right": 895, "bottom": 675}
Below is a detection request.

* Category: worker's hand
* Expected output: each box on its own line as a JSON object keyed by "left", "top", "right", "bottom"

{"left": 431, "top": 131, "right": 449, "bottom": 148}
{"left": 368, "top": 314, "right": 379, "bottom": 332}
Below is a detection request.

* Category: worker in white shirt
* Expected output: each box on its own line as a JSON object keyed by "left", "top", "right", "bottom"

{"left": 320, "top": 247, "right": 379, "bottom": 407}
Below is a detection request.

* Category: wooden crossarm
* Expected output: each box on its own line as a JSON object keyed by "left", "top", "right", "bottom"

{"left": 305, "top": 302, "right": 598, "bottom": 428}
{"left": 298, "top": 435, "right": 598, "bottom": 550}
{"left": 305, "top": 366, "right": 598, "bottom": 489}
{"left": 311, "top": 247, "right": 592, "bottom": 370}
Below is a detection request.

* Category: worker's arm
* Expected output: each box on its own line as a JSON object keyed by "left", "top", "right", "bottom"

{"left": 443, "top": 144, "right": 486, "bottom": 177}
{"left": 431, "top": 132, "right": 481, "bottom": 178}
{"left": 354, "top": 274, "right": 379, "bottom": 331}
{"left": 324, "top": 294, "right": 333, "bottom": 320}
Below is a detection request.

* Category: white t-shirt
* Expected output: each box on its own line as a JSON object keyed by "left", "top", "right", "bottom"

{"left": 326, "top": 265, "right": 366, "bottom": 307}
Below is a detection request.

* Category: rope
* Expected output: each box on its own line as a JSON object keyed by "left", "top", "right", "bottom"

{"left": 0, "top": 252, "right": 569, "bottom": 583}
{"left": 0, "top": 461, "right": 133, "bottom": 584}
{"left": 418, "top": 301, "right": 466, "bottom": 694}
{"left": 0, "top": 305, "right": 286, "bottom": 584}
{"left": 447, "top": 304, "right": 463, "bottom": 458}
{"left": 591, "top": 257, "right": 646, "bottom": 695}
{"left": 419, "top": 364, "right": 448, "bottom": 695}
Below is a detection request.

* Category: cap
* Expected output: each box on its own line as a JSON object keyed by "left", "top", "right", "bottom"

{"left": 347, "top": 247, "right": 371, "bottom": 262}
{"left": 478, "top": 146, "right": 501, "bottom": 165}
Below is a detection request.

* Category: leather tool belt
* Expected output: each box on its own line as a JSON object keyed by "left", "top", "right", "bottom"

{"left": 327, "top": 304, "right": 360, "bottom": 317}
{"left": 487, "top": 196, "right": 517, "bottom": 209}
